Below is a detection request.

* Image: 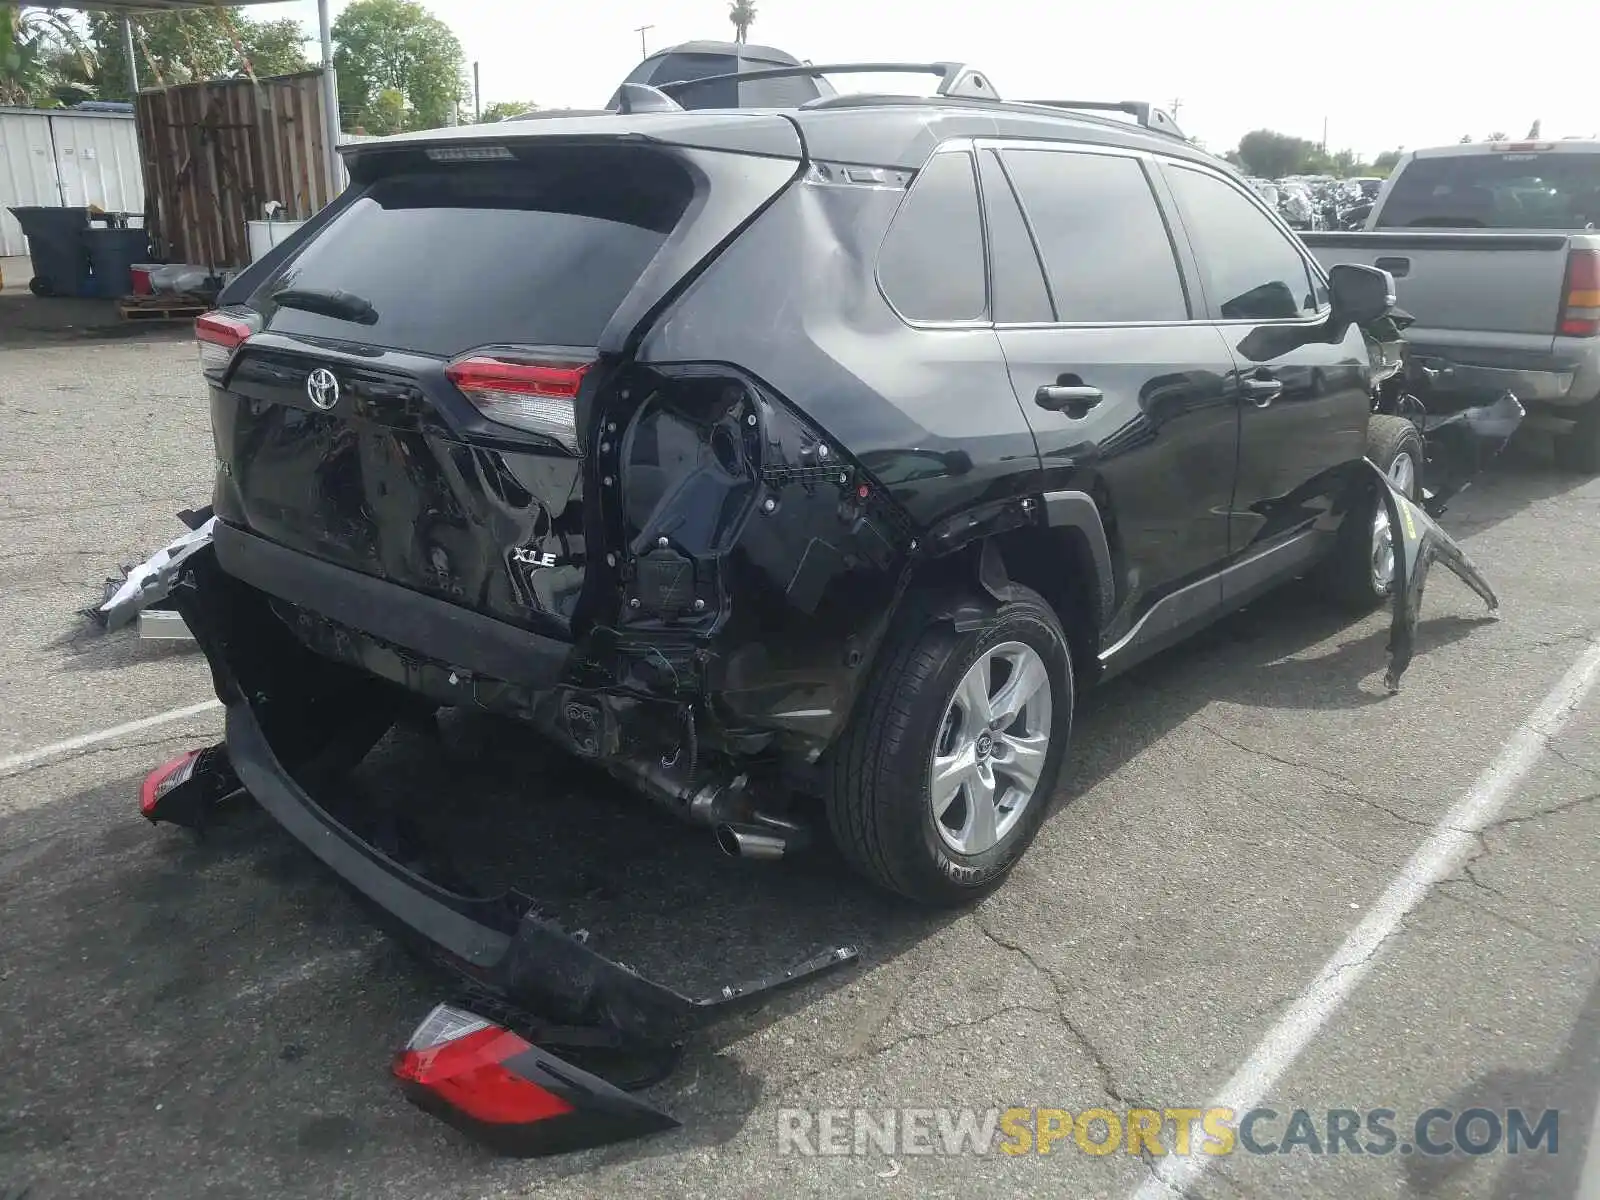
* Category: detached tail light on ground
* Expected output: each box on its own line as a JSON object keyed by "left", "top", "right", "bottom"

{"left": 139, "top": 750, "right": 206, "bottom": 818}
{"left": 1559, "top": 249, "right": 1600, "bottom": 337}
{"left": 195, "top": 310, "right": 260, "bottom": 379}
{"left": 445, "top": 353, "right": 591, "bottom": 452}
{"left": 394, "top": 1003, "right": 678, "bottom": 1155}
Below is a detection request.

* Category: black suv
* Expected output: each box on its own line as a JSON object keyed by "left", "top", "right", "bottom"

{"left": 173, "top": 65, "right": 1424, "bottom": 914}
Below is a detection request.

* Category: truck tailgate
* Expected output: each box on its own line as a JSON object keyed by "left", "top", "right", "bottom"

{"left": 1303, "top": 231, "right": 1571, "bottom": 343}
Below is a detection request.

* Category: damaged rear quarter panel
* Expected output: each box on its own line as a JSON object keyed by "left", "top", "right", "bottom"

{"left": 621, "top": 156, "right": 1043, "bottom": 752}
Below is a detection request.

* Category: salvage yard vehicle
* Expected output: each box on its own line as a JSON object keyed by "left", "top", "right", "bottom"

{"left": 136, "top": 61, "right": 1503, "bottom": 1154}
{"left": 1304, "top": 139, "right": 1600, "bottom": 470}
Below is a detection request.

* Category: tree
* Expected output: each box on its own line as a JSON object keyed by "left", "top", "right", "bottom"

{"left": 1235, "top": 129, "right": 1321, "bottom": 179}
{"left": 333, "top": 0, "right": 465, "bottom": 133}
{"left": 728, "top": 1, "right": 757, "bottom": 44}
{"left": 480, "top": 99, "right": 538, "bottom": 123}
{"left": 2, "top": 5, "right": 91, "bottom": 107}
{"left": 1526, "top": 118, "right": 1541, "bottom": 138}
{"left": 1373, "top": 149, "right": 1403, "bottom": 172}
{"left": 87, "top": 11, "right": 310, "bottom": 101}
{"left": 1486, "top": 131, "right": 1508, "bottom": 142}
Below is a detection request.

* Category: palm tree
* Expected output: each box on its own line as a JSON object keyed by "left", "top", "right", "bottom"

{"left": 1, "top": 6, "right": 94, "bottom": 107}
{"left": 728, "top": 0, "right": 757, "bottom": 44}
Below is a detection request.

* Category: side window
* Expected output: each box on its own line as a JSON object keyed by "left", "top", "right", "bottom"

{"left": 1166, "top": 166, "right": 1321, "bottom": 321}
{"left": 977, "top": 149, "right": 1052, "bottom": 324}
{"left": 1001, "top": 148, "right": 1189, "bottom": 323}
{"left": 878, "top": 151, "right": 988, "bottom": 323}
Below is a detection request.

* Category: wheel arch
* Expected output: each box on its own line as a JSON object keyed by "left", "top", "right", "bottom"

{"left": 875, "top": 489, "right": 1113, "bottom": 682}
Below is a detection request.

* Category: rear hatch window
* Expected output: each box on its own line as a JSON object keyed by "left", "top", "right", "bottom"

{"left": 256, "top": 150, "right": 695, "bottom": 356}
{"left": 1376, "top": 151, "right": 1600, "bottom": 229}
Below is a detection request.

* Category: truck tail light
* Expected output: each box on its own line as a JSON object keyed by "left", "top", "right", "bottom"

{"left": 196, "top": 310, "right": 260, "bottom": 378}
{"left": 1558, "top": 249, "right": 1600, "bottom": 337}
{"left": 446, "top": 352, "right": 592, "bottom": 452}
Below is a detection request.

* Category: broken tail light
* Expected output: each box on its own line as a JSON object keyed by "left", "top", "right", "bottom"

{"left": 446, "top": 352, "right": 592, "bottom": 452}
{"left": 195, "top": 310, "right": 260, "bottom": 379}
{"left": 394, "top": 1003, "right": 678, "bottom": 1156}
{"left": 139, "top": 749, "right": 205, "bottom": 819}
{"left": 1558, "top": 249, "right": 1600, "bottom": 337}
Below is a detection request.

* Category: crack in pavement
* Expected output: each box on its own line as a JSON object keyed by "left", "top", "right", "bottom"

{"left": 1194, "top": 723, "right": 1436, "bottom": 831}
{"left": 0, "top": 730, "right": 214, "bottom": 784}
{"left": 974, "top": 913, "right": 1128, "bottom": 1105}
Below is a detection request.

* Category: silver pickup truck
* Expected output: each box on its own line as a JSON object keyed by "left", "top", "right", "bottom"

{"left": 1303, "top": 139, "right": 1600, "bottom": 471}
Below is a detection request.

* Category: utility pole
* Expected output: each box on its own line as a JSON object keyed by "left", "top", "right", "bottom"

{"left": 1322, "top": 116, "right": 1328, "bottom": 152}
{"left": 1169, "top": 97, "right": 1182, "bottom": 122}
{"left": 122, "top": 16, "right": 139, "bottom": 92}
{"left": 635, "top": 24, "right": 654, "bottom": 58}
{"left": 473, "top": 61, "right": 481, "bottom": 123}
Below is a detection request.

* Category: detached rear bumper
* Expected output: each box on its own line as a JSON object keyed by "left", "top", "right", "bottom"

{"left": 166, "top": 545, "right": 855, "bottom": 1046}
{"left": 221, "top": 697, "right": 852, "bottom": 1039}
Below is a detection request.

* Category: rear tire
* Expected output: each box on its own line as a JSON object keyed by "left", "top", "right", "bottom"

{"left": 27, "top": 276, "right": 51, "bottom": 298}
{"left": 824, "top": 586, "right": 1073, "bottom": 906}
{"left": 1553, "top": 401, "right": 1600, "bottom": 474}
{"left": 1323, "top": 415, "right": 1425, "bottom": 613}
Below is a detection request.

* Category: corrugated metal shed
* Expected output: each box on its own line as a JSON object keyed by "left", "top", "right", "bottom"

{"left": 135, "top": 70, "right": 339, "bottom": 270}
{"left": 0, "top": 108, "right": 145, "bottom": 256}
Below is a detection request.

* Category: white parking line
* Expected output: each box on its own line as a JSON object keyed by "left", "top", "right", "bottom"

{"left": 1132, "top": 638, "right": 1600, "bottom": 1200}
{"left": 0, "top": 699, "right": 223, "bottom": 780}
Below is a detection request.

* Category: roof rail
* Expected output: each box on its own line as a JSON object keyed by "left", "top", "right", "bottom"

{"left": 1020, "top": 99, "right": 1186, "bottom": 139}
{"left": 656, "top": 61, "right": 1001, "bottom": 102}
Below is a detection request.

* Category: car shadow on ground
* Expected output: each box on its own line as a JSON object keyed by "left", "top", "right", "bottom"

{"left": 0, "top": 563, "right": 1513, "bottom": 1199}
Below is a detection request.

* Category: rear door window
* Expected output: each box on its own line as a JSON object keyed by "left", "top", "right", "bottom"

{"left": 260, "top": 158, "right": 691, "bottom": 358}
{"left": 1001, "top": 148, "right": 1190, "bottom": 323}
{"left": 1375, "top": 151, "right": 1600, "bottom": 229}
{"left": 1164, "top": 165, "right": 1321, "bottom": 321}
{"left": 877, "top": 151, "right": 989, "bottom": 323}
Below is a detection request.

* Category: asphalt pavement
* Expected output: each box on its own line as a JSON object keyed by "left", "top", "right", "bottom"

{"left": 2, "top": 329, "right": 1598, "bottom": 1200}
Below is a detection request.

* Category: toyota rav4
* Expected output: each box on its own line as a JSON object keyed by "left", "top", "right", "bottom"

{"left": 152, "top": 67, "right": 1497, "bottom": 930}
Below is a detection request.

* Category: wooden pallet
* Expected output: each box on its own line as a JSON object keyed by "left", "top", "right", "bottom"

{"left": 117, "top": 294, "right": 212, "bottom": 322}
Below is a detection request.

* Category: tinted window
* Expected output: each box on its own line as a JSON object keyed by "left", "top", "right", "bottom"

{"left": 1166, "top": 166, "right": 1319, "bottom": 320}
{"left": 878, "top": 152, "right": 988, "bottom": 322}
{"left": 978, "top": 150, "right": 1051, "bottom": 323}
{"left": 1002, "top": 149, "right": 1188, "bottom": 323}
{"left": 1375, "top": 151, "right": 1600, "bottom": 229}
{"left": 260, "top": 158, "right": 689, "bottom": 357}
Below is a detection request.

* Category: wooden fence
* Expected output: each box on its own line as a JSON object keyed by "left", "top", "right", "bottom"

{"left": 134, "top": 70, "right": 338, "bottom": 270}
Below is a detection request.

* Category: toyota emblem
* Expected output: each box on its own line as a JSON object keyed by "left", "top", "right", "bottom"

{"left": 306, "top": 367, "right": 340, "bottom": 410}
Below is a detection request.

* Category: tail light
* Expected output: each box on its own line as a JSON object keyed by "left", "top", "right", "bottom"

{"left": 445, "top": 352, "right": 591, "bottom": 452}
{"left": 195, "top": 310, "right": 260, "bottom": 378}
{"left": 140, "top": 750, "right": 205, "bottom": 819}
{"left": 1559, "top": 249, "right": 1600, "bottom": 337}
{"left": 395, "top": 1007, "right": 573, "bottom": 1124}
{"left": 393, "top": 1003, "right": 679, "bottom": 1156}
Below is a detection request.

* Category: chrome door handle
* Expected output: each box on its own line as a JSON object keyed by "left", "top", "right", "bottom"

{"left": 1035, "top": 385, "right": 1104, "bottom": 416}
{"left": 1240, "top": 378, "right": 1283, "bottom": 408}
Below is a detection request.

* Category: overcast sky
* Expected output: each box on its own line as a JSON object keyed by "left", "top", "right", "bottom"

{"left": 267, "top": 0, "right": 1594, "bottom": 159}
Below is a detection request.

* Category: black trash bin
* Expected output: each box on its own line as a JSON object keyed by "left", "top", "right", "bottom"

{"left": 7, "top": 206, "right": 92, "bottom": 297}
{"left": 84, "top": 226, "right": 151, "bottom": 299}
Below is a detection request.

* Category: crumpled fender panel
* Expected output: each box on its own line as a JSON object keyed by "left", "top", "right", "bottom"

{"left": 1373, "top": 459, "right": 1499, "bottom": 692}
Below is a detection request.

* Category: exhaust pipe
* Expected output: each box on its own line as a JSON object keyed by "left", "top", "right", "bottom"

{"left": 716, "top": 823, "right": 788, "bottom": 860}
{"left": 715, "top": 812, "right": 811, "bottom": 861}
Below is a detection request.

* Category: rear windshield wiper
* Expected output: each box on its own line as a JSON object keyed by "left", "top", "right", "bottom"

{"left": 271, "top": 287, "right": 380, "bottom": 326}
